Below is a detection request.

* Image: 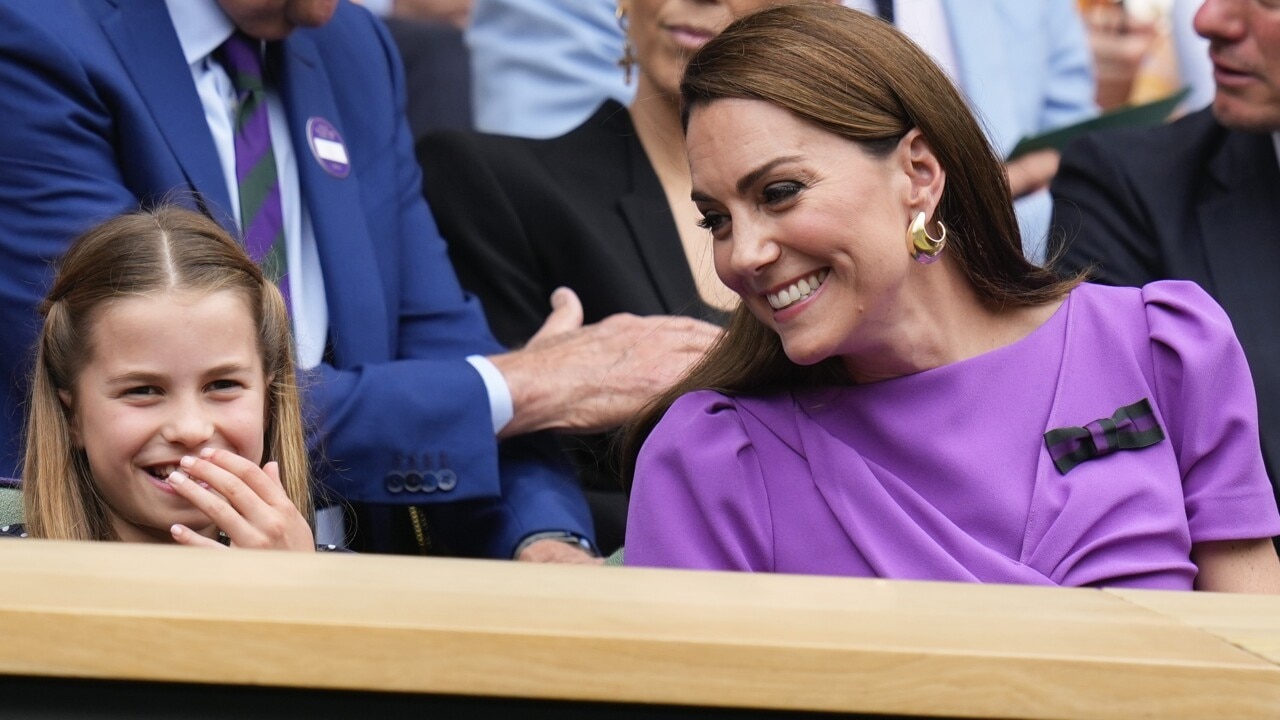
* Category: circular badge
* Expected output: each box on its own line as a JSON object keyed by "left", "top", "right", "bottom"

{"left": 306, "top": 116, "right": 350, "bottom": 179}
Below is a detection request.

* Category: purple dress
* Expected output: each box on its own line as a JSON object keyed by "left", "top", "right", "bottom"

{"left": 625, "top": 282, "right": 1280, "bottom": 589}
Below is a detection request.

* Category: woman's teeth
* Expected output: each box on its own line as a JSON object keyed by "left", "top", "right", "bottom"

{"left": 767, "top": 270, "right": 829, "bottom": 310}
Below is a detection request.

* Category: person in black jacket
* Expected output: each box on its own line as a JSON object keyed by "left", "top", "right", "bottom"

{"left": 1050, "top": 0, "right": 1280, "bottom": 540}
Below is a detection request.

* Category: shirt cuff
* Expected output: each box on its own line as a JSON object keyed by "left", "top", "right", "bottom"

{"left": 356, "top": 0, "right": 394, "bottom": 17}
{"left": 466, "top": 355, "right": 513, "bottom": 435}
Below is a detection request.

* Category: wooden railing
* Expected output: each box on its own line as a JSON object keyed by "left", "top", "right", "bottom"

{"left": 1, "top": 540, "right": 1277, "bottom": 718}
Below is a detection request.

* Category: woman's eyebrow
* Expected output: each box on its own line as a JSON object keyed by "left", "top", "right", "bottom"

{"left": 692, "top": 155, "right": 804, "bottom": 204}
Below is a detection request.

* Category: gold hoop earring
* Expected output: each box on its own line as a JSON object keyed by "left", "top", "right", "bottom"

{"left": 909, "top": 211, "right": 947, "bottom": 264}
{"left": 617, "top": 5, "right": 636, "bottom": 85}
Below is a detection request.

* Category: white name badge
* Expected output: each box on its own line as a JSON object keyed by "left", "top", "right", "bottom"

{"left": 306, "top": 117, "right": 351, "bottom": 179}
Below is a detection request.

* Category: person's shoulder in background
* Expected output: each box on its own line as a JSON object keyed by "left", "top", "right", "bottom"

{"left": 1048, "top": 107, "right": 1227, "bottom": 283}
{"left": 466, "top": 0, "right": 632, "bottom": 139}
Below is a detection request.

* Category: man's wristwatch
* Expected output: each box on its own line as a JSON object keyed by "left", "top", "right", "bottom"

{"left": 513, "top": 531, "right": 597, "bottom": 558}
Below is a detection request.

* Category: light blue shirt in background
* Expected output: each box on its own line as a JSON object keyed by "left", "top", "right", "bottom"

{"left": 466, "top": 0, "right": 1098, "bottom": 262}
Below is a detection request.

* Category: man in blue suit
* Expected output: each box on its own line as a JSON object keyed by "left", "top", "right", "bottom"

{"left": 0, "top": 0, "right": 716, "bottom": 560}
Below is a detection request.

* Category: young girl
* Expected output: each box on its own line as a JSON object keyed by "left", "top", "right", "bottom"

{"left": 14, "top": 206, "right": 317, "bottom": 551}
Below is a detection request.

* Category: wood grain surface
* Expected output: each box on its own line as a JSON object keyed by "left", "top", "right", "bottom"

{"left": 1, "top": 540, "right": 1277, "bottom": 718}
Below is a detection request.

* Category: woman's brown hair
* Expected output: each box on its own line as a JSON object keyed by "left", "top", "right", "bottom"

{"left": 622, "top": 2, "right": 1082, "bottom": 490}
{"left": 22, "top": 206, "right": 311, "bottom": 540}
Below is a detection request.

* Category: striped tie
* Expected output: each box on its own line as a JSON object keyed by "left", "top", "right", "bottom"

{"left": 218, "top": 32, "right": 289, "bottom": 306}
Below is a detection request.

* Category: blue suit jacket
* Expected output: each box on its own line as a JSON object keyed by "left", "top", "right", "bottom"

{"left": 0, "top": 0, "right": 593, "bottom": 557}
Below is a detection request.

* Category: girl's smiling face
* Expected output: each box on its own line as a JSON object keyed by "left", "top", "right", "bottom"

{"left": 62, "top": 289, "right": 269, "bottom": 543}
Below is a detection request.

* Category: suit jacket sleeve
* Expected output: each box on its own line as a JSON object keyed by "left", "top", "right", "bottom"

{"left": 1049, "top": 132, "right": 1163, "bottom": 286}
{"left": 296, "top": 9, "right": 594, "bottom": 554}
{"left": 0, "top": 5, "right": 152, "bottom": 475}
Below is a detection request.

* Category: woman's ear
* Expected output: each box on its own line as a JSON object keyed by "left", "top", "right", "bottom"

{"left": 58, "top": 390, "right": 82, "bottom": 447}
{"left": 898, "top": 128, "right": 946, "bottom": 217}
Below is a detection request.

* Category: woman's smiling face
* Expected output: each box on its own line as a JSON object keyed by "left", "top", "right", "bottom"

{"left": 688, "top": 98, "right": 939, "bottom": 368}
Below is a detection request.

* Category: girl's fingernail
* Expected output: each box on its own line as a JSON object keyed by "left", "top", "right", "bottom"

{"left": 199, "top": 448, "right": 215, "bottom": 459}
{"left": 179, "top": 455, "right": 195, "bottom": 468}
{"left": 168, "top": 471, "right": 187, "bottom": 485}
{"left": 170, "top": 524, "right": 183, "bottom": 537}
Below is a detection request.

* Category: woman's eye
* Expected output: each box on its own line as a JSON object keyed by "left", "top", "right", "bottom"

{"left": 762, "top": 181, "right": 803, "bottom": 204}
{"left": 696, "top": 211, "right": 729, "bottom": 233}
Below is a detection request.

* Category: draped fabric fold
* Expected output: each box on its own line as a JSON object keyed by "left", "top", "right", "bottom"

{"left": 627, "top": 282, "right": 1279, "bottom": 589}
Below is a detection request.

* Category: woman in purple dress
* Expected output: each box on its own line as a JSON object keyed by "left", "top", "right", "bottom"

{"left": 621, "top": 3, "right": 1280, "bottom": 592}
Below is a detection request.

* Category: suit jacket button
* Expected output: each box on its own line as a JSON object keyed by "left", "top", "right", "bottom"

{"left": 384, "top": 471, "right": 404, "bottom": 494}
{"left": 403, "top": 471, "right": 423, "bottom": 493}
{"left": 437, "top": 469, "right": 457, "bottom": 492}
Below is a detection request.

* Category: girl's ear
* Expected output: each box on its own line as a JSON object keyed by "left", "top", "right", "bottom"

{"left": 898, "top": 128, "right": 946, "bottom": 218}
{"left": 58, "top": 390, "right": 82, "bottom": 447}
{"left": 262, "top": 372, "right": 275, "bottom": 430}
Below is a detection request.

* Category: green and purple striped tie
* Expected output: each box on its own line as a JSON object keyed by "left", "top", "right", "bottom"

{"left": 218, "top": 32, "right": 289, "bottom": 307}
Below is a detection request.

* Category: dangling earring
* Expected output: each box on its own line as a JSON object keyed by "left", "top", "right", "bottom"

{"left": 908, "top": 211, "right": 947, "bottom": 264}
{"left": 617, "top": 4, "right": 636, "bottom": 85}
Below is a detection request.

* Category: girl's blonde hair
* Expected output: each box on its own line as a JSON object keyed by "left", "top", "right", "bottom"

{"left": 23, "top": 206, "right": 311, "bottom": 540}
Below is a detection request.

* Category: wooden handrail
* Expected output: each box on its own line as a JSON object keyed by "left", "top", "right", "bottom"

{"left": 1, "top": 540, "right": 1277, "bottom": 718}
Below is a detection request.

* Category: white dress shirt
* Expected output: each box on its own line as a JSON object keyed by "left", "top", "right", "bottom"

{"left": 163, "top": 0, "right": 513, "bottom": 433}
{"left": 165, "top": 0, "right": 329, "bottom": 369}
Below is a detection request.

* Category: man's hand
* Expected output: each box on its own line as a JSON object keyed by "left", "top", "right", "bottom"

{"left": 1005, "top": 149, "right": 1061, "bottom": 199}
{"left": 489, "top": 287, "right": 722, "bottom": 437}
{"left": 517, "top": 538, "right": 605, "bottom": 565}
{"left": 1082, "top": 2, "right": 1158, "bottom": 110}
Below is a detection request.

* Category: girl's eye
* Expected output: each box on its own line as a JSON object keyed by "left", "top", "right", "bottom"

{"left": 207, "top": 379, "right": 243, "bottom": 392}
{"left": 696, "top": 211, "right": 729, "bottom": 233}
{"left": 123, "top": 386, "right": 161, "bottom": 397}
{"left": 762, "top": 181, "right": 803, "bottom": 204}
